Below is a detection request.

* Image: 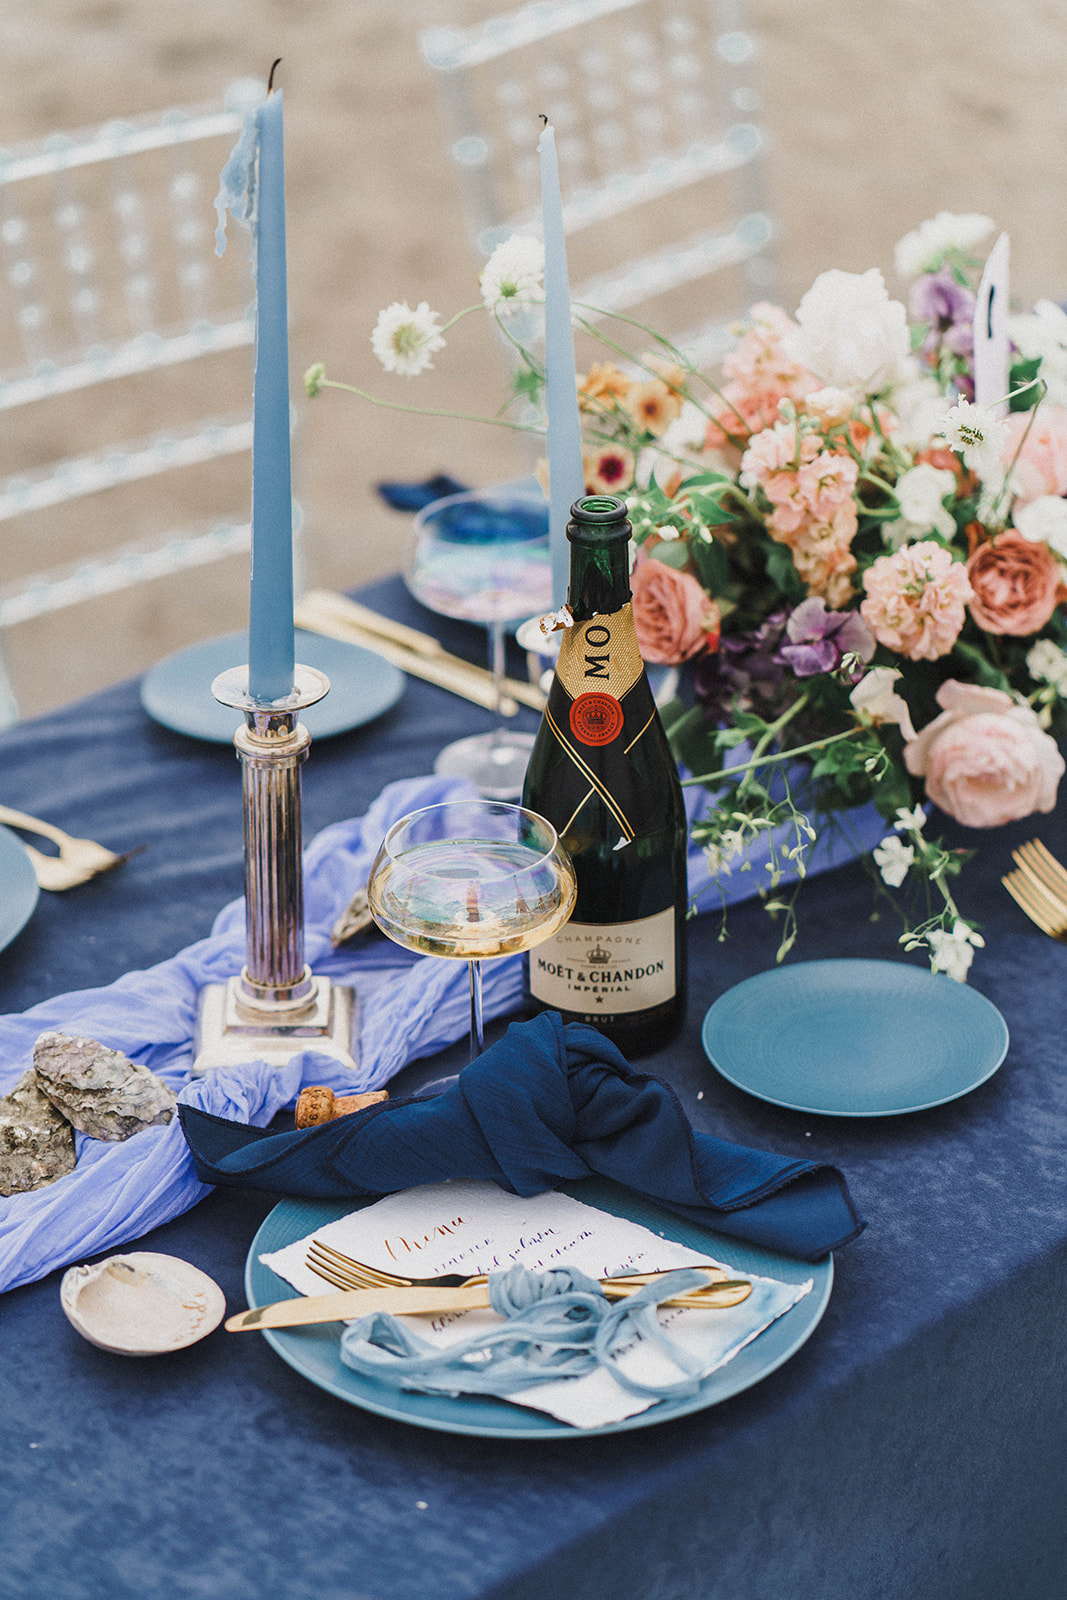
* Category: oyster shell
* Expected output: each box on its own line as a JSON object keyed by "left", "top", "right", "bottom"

{"left": 0, "top": 1069, "right": 77, "bottom": 1195}
{"left": 60, "top": 1252, "right": 226, "bottom": 1356}
{"left": 33, "top": 1031, "right": 176, "bottom": 1142}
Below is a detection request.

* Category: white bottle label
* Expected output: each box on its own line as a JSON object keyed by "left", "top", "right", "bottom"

{"left": 529, "top": 907, "right": 676, "bottom": 1016}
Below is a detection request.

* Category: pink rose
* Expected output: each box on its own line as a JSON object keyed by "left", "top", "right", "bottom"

{"left": 1003, "top": 406, "right": 1067, "bottom": 506}
{"left": 904, "top": 679, "right": 1064, "bottom": 828}
{"left": 631, "top": 558, "right": 720, "bottom": 665}
{"left": 966, "top": 530, "right": 1064, "bottom": 636}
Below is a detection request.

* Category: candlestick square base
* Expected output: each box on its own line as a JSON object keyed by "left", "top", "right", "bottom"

{"left": 191, "top": 975, "right": 359, "bottom": 1078}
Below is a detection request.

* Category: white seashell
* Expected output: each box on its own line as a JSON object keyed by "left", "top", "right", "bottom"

{"left": 60, "top": 1252, "right": 225, "bottom": 1356}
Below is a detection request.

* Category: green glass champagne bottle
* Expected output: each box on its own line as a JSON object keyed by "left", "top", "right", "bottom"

{"left": 522, "top": 494, "right": 688, "bottom": 1055}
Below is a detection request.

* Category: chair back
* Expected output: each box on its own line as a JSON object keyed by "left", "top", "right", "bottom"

{"left": 420, "top": 0, "right": 774, "bottom": 365}
{"left": 0, "top": 80, "right": 267, "bottom": 724}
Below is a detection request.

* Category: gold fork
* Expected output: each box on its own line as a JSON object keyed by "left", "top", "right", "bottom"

{"left": 1011, "top": 838, "right": 1067, "bottom": 901}
{"left": 1002, "top": 842, "right": 1067, "bottom": 939}
{"left": 0, "top": 804, "right": 142, "bottom": 892}
{"left": 305, "top": 1238, "right": 753, "bottom": 1309}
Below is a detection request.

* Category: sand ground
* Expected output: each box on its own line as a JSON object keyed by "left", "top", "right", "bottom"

{"left": 3, "top": 0, "right": 1067, "bottom": 717}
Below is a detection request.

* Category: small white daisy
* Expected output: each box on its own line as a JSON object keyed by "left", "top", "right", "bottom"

{"left": 938, "top": 398, "right": 1008, "bottom": 478}
{"left": 479, "top": 235, "right": 545, "bottom": 317}
{"left": 370, "top": 301, "right": 446, "bottom": 377}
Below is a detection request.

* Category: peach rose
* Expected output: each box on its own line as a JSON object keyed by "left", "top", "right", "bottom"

{"left": 966, "top": 530, "right": 1065, "bottom": 635}
{"left": 904, "top": 679, "right": 1064, "bottom": 828}
{"left": 1003, "top": 406, "right": 1067, "bottom": 506}
{"left": 631, "top": 558, "right": 720, "bottom": 664}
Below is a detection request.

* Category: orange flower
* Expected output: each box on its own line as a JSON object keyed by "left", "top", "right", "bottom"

{"left": 620, "top": 378, "right": 684, "bottom": 437}
{"left": 578, "top": 362, "right": 632, "bottom": 413}
{"left": 642, "top": 353, "right": 688, "bottom": 395}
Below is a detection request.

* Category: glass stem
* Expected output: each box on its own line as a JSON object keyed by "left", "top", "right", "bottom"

{"left": 468, "top": 957, "right": 484, "bottom": 1062}
{"left": 489, "top": 618, "right": 506, "bottom": 740}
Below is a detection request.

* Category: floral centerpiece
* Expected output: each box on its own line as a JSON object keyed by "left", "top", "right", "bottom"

{"left": 306, "top": 215, "right": 1067, "bottom": 980}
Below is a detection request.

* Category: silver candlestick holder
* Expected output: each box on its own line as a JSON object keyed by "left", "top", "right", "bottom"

{"left": 191, "top": 662, "right": 358, "bottom": 1077}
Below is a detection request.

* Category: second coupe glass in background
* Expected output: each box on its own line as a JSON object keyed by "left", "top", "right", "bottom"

{"left": 366, "top": 800, "right": 576, "bottom": 1062}
{"left": 406, "top": 482, "right": 552, "bottom": 799}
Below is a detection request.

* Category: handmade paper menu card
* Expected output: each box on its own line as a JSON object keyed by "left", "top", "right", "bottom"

{"left": 260, "top": 1181, "right": 812, "bottom": 1429}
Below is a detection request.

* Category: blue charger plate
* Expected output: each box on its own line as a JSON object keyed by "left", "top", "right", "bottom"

{"left": 140, "top": 629, "right": 405, "bottom": 744}
{"left": 702, "top": 959, "right": 1010, "bottom": 1117}
{"left": 244, "top": 1175, "right": 833, "bottom": 1440}
{"left": 0, "top": 825, "right": 39, "bottom": 954}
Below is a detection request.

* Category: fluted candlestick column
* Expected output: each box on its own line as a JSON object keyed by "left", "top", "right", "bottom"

{"left": 191, "top": 663, "right": 358, "bottom": 1076}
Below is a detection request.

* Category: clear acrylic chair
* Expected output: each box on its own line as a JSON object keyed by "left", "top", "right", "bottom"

{"left": 0, "top": 79, "right": 270, "bottom": 726}
{"left": 420, "top": 0, "right": 775, "bottom": 365}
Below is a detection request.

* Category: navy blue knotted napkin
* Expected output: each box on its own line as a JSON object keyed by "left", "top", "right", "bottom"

{"left": 178, "top": 1013, "right": 864, "bottom": 1261}
{"left": 375, "top": 473, "right": 468, "bottom": 512}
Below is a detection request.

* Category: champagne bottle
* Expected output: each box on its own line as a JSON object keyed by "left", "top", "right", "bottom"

{"left": 522, "top": 494, "right": 688, "bottom": 1054}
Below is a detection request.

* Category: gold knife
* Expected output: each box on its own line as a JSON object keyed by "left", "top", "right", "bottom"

{"left": 226, "top": 1277, "right": 752, "bottom": 1332}
{"left": 295, "top": 590, "right": 547, "bottom": 714}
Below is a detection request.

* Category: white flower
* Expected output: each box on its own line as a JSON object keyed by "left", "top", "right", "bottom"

{"left": 938, "top": 398, "right": 1009, "bottom": 479}
{"left": 927, "top": 920, "right": 985, "bottom": 983}
{"left": 804, "top": 387, "right": 855, "bottom": 427}
{"left": 1013, "top": 495, "right": 1067, "bottom": 560}
{"left": 704, "top": 828, "right": 747, "bottom": 878}
{"left": 873, "top": 835, "right": 915, "bottom": 888}
{"left": 1007, "top": 300, "right": 1067, "bottom": 409}
{"left": 894, "top": 805, "right": 927, "bottom": 833}
{"left": 894, "top": 212, "right": 995, "bottom": 278}
{"left": 370, "top": 301, "right": 446, "bottom": 377}
{"left": 1027, "top": 638, "right": 1067, "bottom": 693}
{"left": 887, "top": 363, "right": 952, "bottom": 451}
{"left": 849, "top": 666, "right": 918, "bottom": 742}
{"left": 885, "top": 463, "right": 957, "bottom": 546}
{"left": 789, "top": 269, "right": 910, "bottom": 394}
{"left": 479, "top": 234, "right": 544, "bottom": 317}
{"left": 720, "top": 829, "right": 746, "bottom": 862}
{"left": 659, "top": 399, "right": 710, "bottom": 455}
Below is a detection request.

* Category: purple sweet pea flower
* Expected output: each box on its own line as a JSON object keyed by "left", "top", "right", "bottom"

{"left": 693, "top": 611, "right": 788, "bottom": 718}
{"left": 776, "top": 597, "right": 875, "bottom": 680}
{"left": 909, "top": 269, "right": 975, "bottom": 330}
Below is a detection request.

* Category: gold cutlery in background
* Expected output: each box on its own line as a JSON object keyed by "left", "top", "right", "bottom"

{"left": 0, "top": 805, "right": 141, "bottom": 891}
{"left": 294, "top": 589, "right": 547, "bottom": 716}
{"left": 1002, "top": 839, "right": 1067, "bottom": 940}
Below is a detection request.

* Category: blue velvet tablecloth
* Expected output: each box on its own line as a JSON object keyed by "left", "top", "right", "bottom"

{"left": 1, "top": 576, "right": 1065, "bottom": 1600}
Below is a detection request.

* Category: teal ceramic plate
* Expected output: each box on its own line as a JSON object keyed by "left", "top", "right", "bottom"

{"left": 140, "top": 629, "right": 405, "bottom": 744}
{"left": 0, "top": 824, "right": 39, "bottom": 954}
{"left": 702, "top": 959, "right": 1010, "bottom": 1117}
{"left": 244, "top": 1176, "right": 832, "bottom": 1439}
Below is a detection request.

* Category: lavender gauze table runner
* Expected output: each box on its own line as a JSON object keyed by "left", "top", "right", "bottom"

{"left": 0, "top": 765, "right": 874, "bottom": 1294}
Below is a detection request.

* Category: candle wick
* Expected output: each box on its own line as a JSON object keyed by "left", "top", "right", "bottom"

{"left": 268, "top": 57, "right": 282, "bottom": 93}
{"left": 539, "top": 113, "right": 548, "bottom": 128}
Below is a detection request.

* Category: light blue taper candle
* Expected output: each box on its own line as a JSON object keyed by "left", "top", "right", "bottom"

{"left": 248, "top": 80, "right": 296, "bottom": 700}
{"left": 538, "top": 120, "right": 586, "bottom": 608}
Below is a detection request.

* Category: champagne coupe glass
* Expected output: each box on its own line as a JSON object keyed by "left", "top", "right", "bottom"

{"left": 367, "top": 800, "right": 576, "bottom": 1063}
{"left": 406, "top": 483, "right": 552, "bottom": 800}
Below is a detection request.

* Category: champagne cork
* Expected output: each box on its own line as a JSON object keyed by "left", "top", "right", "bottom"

{"left": 294, "top": 1086, "right": 388, "bottom": 1128}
